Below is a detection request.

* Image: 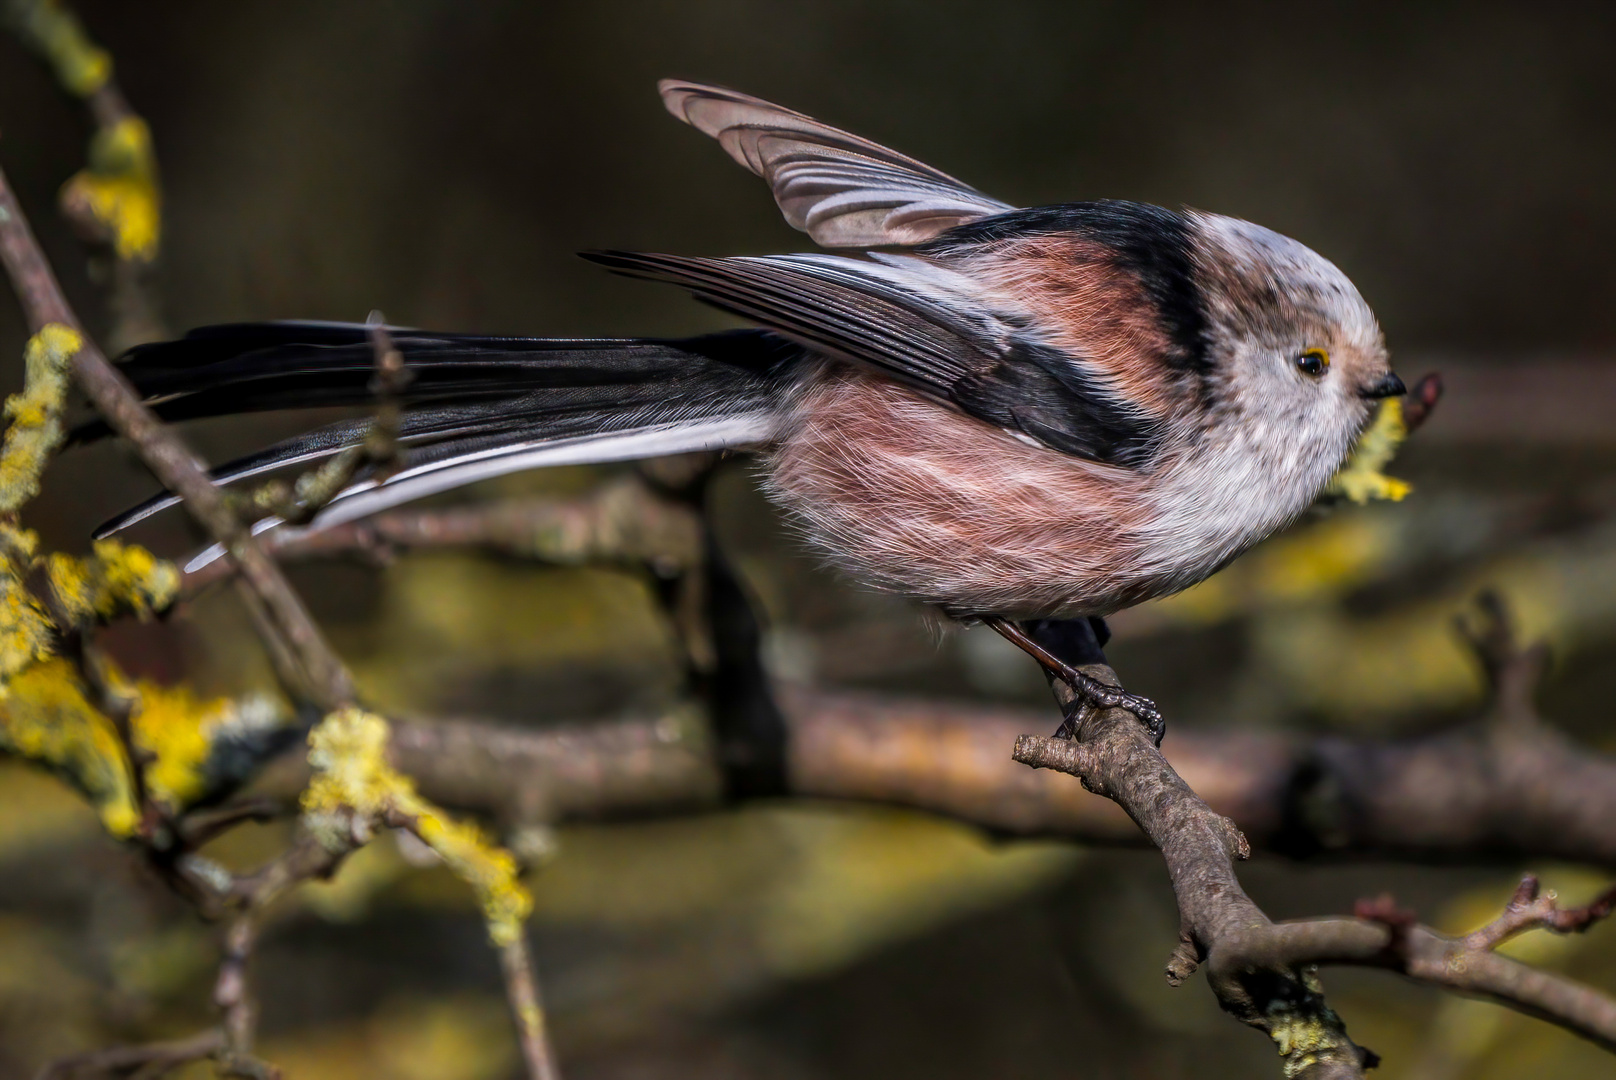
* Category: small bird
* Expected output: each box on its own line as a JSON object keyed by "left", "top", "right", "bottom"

{"left": 93, "top": 81, "right": 1405, "bottom": 736}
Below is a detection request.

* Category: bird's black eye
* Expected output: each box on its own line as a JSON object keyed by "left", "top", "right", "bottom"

{"left": 1294, "top": 348, "right": 1330, "bottom": 378}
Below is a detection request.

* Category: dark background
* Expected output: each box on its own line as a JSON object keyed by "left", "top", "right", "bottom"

{"left": 2, "top": 3, "right": 1615, "bottom": 1078}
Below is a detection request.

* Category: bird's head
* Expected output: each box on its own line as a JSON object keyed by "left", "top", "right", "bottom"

{"left": 1189, "top": 212, "right": 1400, "bottom": 461}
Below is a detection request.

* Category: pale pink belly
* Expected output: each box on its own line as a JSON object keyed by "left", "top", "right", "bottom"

{"left": 761, "top": 368, "right": 1170, "bottom": 618}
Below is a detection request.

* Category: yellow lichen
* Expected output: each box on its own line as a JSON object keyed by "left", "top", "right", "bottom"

{"left": 0, "top": 324, "right": 81, "bottom": 514}
{"left": 3, "top": 0, "right": 111, "bottom": 96}
{"left": 0, "top": 575, "right": 55, "bottom": 687}
{"left": 302, "top": 706, "right": 533, "bottom": 946}
{"left": 0, "top": 657, "right": 139, "bottom": 836}
{"left": 1326, "top": 398, "right": 1412, "bottom": 505}
{"left": 1269, "top": 1009, "right": 1356, "bottom": 1078}
{"left": 414, "top": 809, "right": 532, "bottom": 948}
{"left": 130, "top": 681, "right": 284, "bottom": 811}
{"left": 0, "top": 524, "right": 53, "bottom": 688}
{"left": 2, "top": 645, "right": 289, "bottom": 830}
{"left": 45, "top": 540, "right": 179, "bottom": 625}
{"left": 61, "top": 116, "right": 160, "bottom": 262}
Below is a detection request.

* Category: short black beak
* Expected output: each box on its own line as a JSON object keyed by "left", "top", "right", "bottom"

{"left": 1360, "top": 372, "right": 1407, "bottom": 400}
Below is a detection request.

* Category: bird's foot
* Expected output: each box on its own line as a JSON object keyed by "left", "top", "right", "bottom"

{"left": 983, "top": 615, "right": 1166, "bottom": 747}
{"left": 1051, "top": 670, "right": 1165, "bottom": 747}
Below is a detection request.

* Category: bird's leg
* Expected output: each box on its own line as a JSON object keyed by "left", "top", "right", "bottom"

{"left": 983, "top": 616, "right": 1166, "bottom": 746}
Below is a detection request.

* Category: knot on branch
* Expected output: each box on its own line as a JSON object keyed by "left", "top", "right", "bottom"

{"left": 1012, "top": 732, "right": 1104, "bottom": 792}
{"left": 1165, "top": 933, "right": 1201, "bottom": 987}
{"left": 1353, "top": 893, "right": 1418, "bottom": 963}
{"left": 1221, "top": 814, "right": 1252, "bottom": 861}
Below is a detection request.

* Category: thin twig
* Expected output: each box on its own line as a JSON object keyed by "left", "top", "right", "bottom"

{"left": 1458, "top": 874, "right": 1616, "bottom": 952}
{"left": 174, "top": 797, "right": 288, "bottom": 850}
{"left": 498, "top": 935, "right": 563, "bottom": 1080}
{"left": 214, "top": 917, "right": 258, "bottom": 1060}
{"left": 33, "top": 1028, "right": 224, "bottom": 1080}
{"left": 180, "top": 476, "right": 704, "bottom": 596}
{"left": 236, "top": 312, "right": 415, "bottom": 526}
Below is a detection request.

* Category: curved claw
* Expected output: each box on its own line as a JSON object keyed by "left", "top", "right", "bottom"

{"left": 1116, "top": 692, "right": 1166, "bottom": 747}
{"left": 983, "top": 615, "right": 1168, "bottom": 747}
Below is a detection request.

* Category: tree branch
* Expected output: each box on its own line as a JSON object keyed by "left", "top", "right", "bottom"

{"left": 33, "top": 1029, "right": 225, "bottom": 1080}
{"left": 179, "top": 474, "right": 705, "bottom": 596}
{"left": 1013, "top": 673, "right": 1373, "bottom": 1078}
{"left": 0, "top": 158, "right": 353, "bottom": 711}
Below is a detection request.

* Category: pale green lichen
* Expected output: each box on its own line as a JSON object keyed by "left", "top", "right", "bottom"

{"left": 0, "top": 324, "right": 80, "bottom": 514}
{"left": 1265, "top": 971, "right": 1360, "bottom": 1078}
{"left": 2, "top": 0, "right": 111, "bottom": 97}
{"left": 1326, "top": 397, "right": 1412, "bottom": 505}
{"left": 302, "top": 706, "right": 533, "bottom": 947}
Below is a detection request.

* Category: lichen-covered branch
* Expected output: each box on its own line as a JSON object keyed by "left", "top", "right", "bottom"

{"left": 3, "top": 0, "right": 166, "bottom": 351}
{"left": 301, "top": 706, "right": 558, "bottom": 1079}
{"left": 0, "top": 158, "right": 352, "bottom": 711}
{"left": 2, "top": 121, "right": 560, "bottom": 1079}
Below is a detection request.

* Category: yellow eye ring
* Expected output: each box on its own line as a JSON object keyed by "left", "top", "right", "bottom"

{"left": 1295, "top": 348, "right": 1330, "bottom": 377}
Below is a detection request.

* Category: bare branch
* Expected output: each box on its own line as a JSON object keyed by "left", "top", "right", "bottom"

{"left": 33, "top": 1029, "right": 224, "bottom": 1080}
{"left": 499, "top": 922, "right": 563, "bottom": 1080}
{"left": 1013, "top": 648, "right": 1616, "bottom": 1073}
{"left": 1012, "top": 677, "right": 1376, "bottom": 1078}
{"left": 1459, "top": 874, "right": 1616, "bottom": 952}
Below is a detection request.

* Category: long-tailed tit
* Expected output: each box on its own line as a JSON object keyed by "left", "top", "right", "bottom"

{"left": 91, "top": 81, "right": 1407, "bottom": 736}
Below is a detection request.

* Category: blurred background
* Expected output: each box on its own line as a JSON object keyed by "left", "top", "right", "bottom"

{"left": 2, "top": 2, "right": 1615, "bottom": 1077}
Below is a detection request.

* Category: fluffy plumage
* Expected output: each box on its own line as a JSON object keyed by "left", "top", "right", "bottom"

{"left": 89, "top": 79, "right": 1401, "bottom": 625}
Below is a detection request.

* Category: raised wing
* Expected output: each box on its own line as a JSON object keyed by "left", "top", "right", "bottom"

{"left": 584, "top": 250, "right": 1162, "bottom": 468}
{"left": 660, "top": 80, "right": 1014, "bottom": 248}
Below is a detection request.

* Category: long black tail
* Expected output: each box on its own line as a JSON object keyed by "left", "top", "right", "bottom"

{"left": 88, "top": 322, "right": 802, "bottom": 541}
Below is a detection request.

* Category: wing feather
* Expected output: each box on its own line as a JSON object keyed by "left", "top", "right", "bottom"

{"left": 586, "top": 249, "right": 1163, "bottom": 467}
{"left": 659, "top": 80, "right": 1014, "bottom": 248}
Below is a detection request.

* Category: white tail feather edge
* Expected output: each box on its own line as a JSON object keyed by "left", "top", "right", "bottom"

{"left": 182, "top": 412, "right": 777, "bottom": 574}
